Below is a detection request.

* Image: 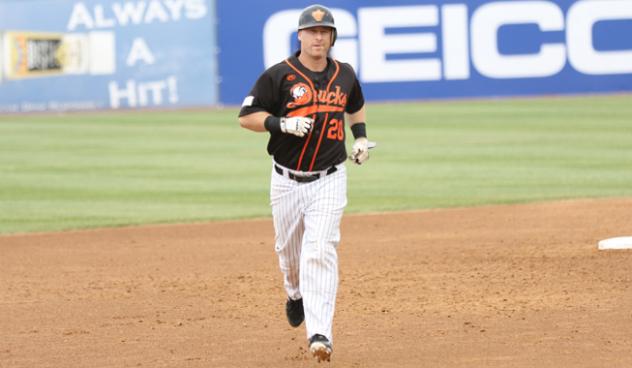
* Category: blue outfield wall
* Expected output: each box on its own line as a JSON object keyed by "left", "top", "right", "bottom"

{"left": 0, "top": 0, "right": 218, "bottom": 113}
{"left": 0, "top": 0, "right": 631, "bottom": 112}
{"left": 218, "top": 0, "right": 632, "bottom": 105}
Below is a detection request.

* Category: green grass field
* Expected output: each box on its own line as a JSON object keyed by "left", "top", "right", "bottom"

{"left": 1, "top": 94, "right": 631, "bottom": 234}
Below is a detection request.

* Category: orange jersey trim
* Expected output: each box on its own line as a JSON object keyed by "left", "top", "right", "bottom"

{"left": 309, "top": 60, "right": 341, "bottom": 171}
{"left": 287, "top": 104, "right": 344, "bottom": 117}
{"left": 285, "top": 59, "right": 318, "bottom": 170}
{"left": 284, "top": 59, "right": 316, "bottom": 97}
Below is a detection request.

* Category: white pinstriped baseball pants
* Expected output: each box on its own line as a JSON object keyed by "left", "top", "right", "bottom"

{"left": 270, "top": 161, "right": 347, "bottom": 344}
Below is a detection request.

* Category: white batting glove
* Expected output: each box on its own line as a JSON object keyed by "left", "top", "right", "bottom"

{"left": 280, "top": 117, "right": 313, "bottom": 137}
{"left": 350, "top": 137, "right": 369, "bottom": 165}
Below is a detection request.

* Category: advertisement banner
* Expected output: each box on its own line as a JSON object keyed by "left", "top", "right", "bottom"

{"left": 0, "top": 0, "right": 218, "bottom": 113}
{"left": 218, "top": 0, "right": 632, "bottom": 105}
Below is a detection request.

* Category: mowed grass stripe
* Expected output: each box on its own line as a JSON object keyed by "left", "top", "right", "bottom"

{"left": 1, "top": 95, "right": 631, "bottom": 233}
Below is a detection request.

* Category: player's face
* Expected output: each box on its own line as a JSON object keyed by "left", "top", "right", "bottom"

{"left": 299, "top": 26, "right": 332, "bottom": 59}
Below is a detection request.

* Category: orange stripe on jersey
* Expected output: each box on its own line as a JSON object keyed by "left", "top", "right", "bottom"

{"left": 285, "top": 59, "right": 317, "bottom": 171}
{"left": 308, "top": 113, "right": 329, "bottom": 171}
{"left": 287, "top": 104, "right": 344, "bottom": 117}
{"left": 309, "top": 60, "right": 341, "bottom": 171}
{"left": 284, "top": 59, "right": 316, "bottom": 98}
{"left": 325, "top": 60, "right": 341, "bottom": 94}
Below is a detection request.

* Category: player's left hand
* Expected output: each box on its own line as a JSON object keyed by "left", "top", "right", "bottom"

{"left": 350, "top": 137, "right": 369, "bottom": 165}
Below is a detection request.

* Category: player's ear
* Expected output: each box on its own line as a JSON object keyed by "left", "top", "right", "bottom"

{"left": 297, "top": 30, "right": 302, "bottom": 42}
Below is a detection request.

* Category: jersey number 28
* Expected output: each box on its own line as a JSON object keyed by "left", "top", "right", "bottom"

{"left": 326, "top": 118, "right": 344, "bottom": 141}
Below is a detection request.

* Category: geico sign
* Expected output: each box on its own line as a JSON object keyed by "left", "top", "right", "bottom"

{"left": 263, "top": 0, "right": 632, "bottom": 82}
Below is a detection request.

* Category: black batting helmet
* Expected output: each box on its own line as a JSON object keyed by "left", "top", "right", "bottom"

{"left": 298, "top": 4, "right": 337, "bottom": 46}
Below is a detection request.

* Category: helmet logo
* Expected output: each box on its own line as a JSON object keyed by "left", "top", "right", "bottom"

{"left": 311, "top": 9, "right": 325, "bottom": 22}
{"left": 287, "top": 83, "right": 312, "bottom": 108}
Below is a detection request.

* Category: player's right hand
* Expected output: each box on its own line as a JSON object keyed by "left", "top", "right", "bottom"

{"left": 280, "top": 117, "right": 313, "bottom": 137}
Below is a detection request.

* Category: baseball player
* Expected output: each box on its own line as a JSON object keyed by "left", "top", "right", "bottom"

{"left": 238, "top": 4, "right": 371, "bottom": 363}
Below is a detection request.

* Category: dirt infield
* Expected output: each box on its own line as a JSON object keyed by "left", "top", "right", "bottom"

{"left": 1, "top": 198, "right": 631, "bottom": 368}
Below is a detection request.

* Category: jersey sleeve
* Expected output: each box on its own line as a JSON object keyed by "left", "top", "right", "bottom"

{"left": 344, "top": 64, "right": 365, "bottom": 114}
{"left": 239, "top": 71, "right": 278, "bottom": 117}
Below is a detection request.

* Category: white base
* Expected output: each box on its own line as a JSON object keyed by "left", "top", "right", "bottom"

{"left": 598, "top": 236, "right": 632, "bottom": 250}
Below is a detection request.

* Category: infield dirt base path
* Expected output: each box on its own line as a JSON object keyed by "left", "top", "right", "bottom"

{"left": 1, "top": 199, "right": 631, "bottom": 368}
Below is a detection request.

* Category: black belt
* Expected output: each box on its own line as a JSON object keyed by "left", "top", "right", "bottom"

{"left": 274, "top": 164, "right": 337, "bottom": 183}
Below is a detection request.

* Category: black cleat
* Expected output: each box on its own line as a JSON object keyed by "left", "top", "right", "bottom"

{"left": 309, "top": 334, "right": 332, "bottom": 362}
{"left": 286, "top": 298, "right": 304, "bottom": 327}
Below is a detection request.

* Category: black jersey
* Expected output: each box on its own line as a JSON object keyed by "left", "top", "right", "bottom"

{"left": 239, "top": 52, "right": 365, "bottom": 172}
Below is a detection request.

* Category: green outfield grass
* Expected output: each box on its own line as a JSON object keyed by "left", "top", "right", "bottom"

{"left": 1, "top": 94, "right": 631, "bottom": 234}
